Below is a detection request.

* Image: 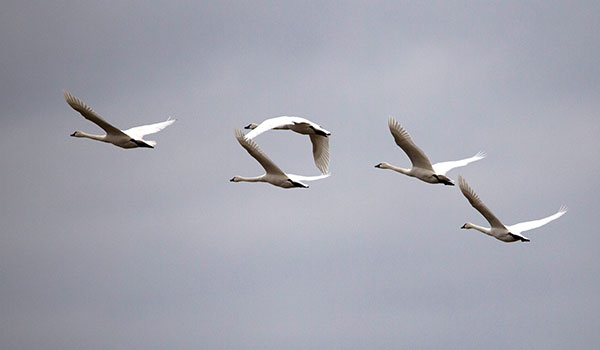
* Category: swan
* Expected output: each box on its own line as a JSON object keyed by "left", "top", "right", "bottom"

{"left": 458, "top": 176, "right": 567, "bottom": 242}
{"left": 231, "top": 129, "right": 330, "bottom": 188}
{"left": 64, "top": 90, "right": 175, "bottom": 149}
{"left": 375, "top": 116, "right": 485, "bottom": 185}
{"left": 244, "top": 116, "right": 331, "bottom": 174}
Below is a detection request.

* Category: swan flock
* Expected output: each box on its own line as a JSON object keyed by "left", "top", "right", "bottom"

{"left": 64, "top": 91, "right": 567, "bottom": 243}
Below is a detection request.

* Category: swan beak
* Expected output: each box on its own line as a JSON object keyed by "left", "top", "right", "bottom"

{"left": 374, "top": 163, "right": 381, "bottom": 168}
{"left": 460, "top": 224, "right": 467, "bottom": 229}
{"left": 70, "top": 132, "right": 76, "bottom": 137}
{"left": 229, "top": 177, "right": 235, "bottom": 182}
{"left": 244, "top": 124, "right": 252, "bottom": 129}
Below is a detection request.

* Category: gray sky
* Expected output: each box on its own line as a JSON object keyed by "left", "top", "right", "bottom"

{"left": 1, "top": 1, "right": 599, "bottom": 349}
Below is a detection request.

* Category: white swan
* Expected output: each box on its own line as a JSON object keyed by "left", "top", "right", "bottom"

{"left": 231, "top": 129, "right": 330, "bottom": 189}
{"left": 375, "top": 116, "right": 485, "bottom": 185}
{"left": 244, "top": 116, "right": 331, "bottom": 174}
{"left": 64, "top": 90, "right": 175, "bottom": 149}
{"left": 458, "top": 176, "right": 567, "bottom": 242}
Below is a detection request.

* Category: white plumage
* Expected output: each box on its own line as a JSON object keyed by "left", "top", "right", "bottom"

{"left": 375, "top": 116, "right": 485, "bottom": 185}
{"left": 64, "top": 90, "right": 175, "bottom": 149}
{"left": 458, "top": 176, "right": 567, "bottom": 242}
{"left": 231, "top": 129, "right": 330, "bottom": 189}
{"left": 244, "top": 116, "right": 331, "bottom": 174}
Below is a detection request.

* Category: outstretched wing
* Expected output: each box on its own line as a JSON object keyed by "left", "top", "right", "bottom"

{"left": 63, "top": 90, "right": 126, "bottom": 137}
{"left": 124, "top": 118, "right": 176, "bottom": 139}
{"left": 245, "top": 116, "right": 331, "bottom": 174}
{"left": 309, "top": 134, "right": 330, "bottom": 174}
{"left": 506, "top": 206, "right": 568, "bottom": 235}
{"left": 432, "top": 151, "right": 486, "bottom": 176}
{"left": 244, "top": 116, "right": 297, "bottom": 139}
{"left": 387, "top": 116, "right": 433, "bottom": 171}
{"left": 458, "top": 176, "right": 506, "bottom": 229}
{"left": 235, "top": 129, "right": 286, "bottom": 176}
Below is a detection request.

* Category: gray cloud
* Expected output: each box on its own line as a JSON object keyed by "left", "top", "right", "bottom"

{"left": 1, "top": 1, "right": 599, "bottom": 349}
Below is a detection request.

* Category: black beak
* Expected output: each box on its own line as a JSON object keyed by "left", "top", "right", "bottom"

{"left": 229, "top": 177, "right": 235, "bottom": 182}
{"left": 460, "top": 224, "right": 467, "bottom": 229}
{"left": 244, "top": 124, "right": 252, "bottom": 129}
{"left": 374, "top": 164, "right": 381, "bottom": 168}
{"left": 70, "top": 132, "right": 76, "bottom": 137}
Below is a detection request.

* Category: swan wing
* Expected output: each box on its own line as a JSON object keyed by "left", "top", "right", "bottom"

{"left": 309, "top": 134, "right": 330, "bottom": 174}
{"left": 63, "top": 90, "right": 126, "bottom": 137}
{"left": 235, "top": 129, "right": 286, "bottom": 176}
{"left": 286, "top": 173, "right": 331, "bottom": 182}
{"left": 123, "top": 118, "right": 176, "bottom": 139}
{"left": 458, "top": 176, "right": 506, "bottom": 229}
{"left": 387, "top": 116, "right": 433, "bottom": 171}
{"left": 432, "top": 151, "right": 486, "bottom": 176}
{"left": 245, "top": 116, "right": 330, "bottom": 138}
{"left": 244, "top": 116, "right": 298, "bottom": 139}
{"left": 506, "top": 206, "right": 568, "bottom": 235}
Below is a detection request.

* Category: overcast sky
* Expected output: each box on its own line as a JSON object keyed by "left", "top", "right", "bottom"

{"left": 1, "top": 1, "right": 599, "bottom": 349}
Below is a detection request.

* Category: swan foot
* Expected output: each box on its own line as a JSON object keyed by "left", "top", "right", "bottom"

{"left": 509, "top": 233, "right": 530, "bottom": 242}
{"left": 308, "top": 125, "right": 330, "bottom": 137}
{"left": 433, "top": 174, "right": 454, "bottom": 186}
{"left": 131, "top": 139, "right": 154, "bottom": 148}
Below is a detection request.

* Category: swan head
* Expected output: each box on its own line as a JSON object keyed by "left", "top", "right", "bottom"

{"left": 374, "top": 162, "right": 390, "bottom": 169}
{"left": 244, "top": 123, "right": 259, "bottom": 130}
{"left": 461, "top": 222, "right": 473, "bottom": 229}
{"left": 70, "top": 130, "right": 84, "bottom": 137}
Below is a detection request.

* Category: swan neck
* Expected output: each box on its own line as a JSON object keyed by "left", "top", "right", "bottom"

{"left": 77, "top": 131, "right": 106, "bottom": 141}
{"left": 235, "top": 176, "right": 264, "bottom": 183}
{"left": 387, "top": 165, "right": 410, "bottom": 175}
{"left": 468, "top": 223, "right": 492, "bottom": 235}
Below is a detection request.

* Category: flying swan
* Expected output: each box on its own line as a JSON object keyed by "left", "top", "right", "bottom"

{"left": 64, "top": 90, "right": 175, "bottom": 149}
{"left": 231, "top": 129, "right": 330, "bottom": 188}
{"left": 244, "top": 116, "right": 331, "bottom": 174}
{"left": 458, "top": 176, "right": 567, "bottom": 242}
{"left": 375, "top": 116, "right": 485, "bottom": 185}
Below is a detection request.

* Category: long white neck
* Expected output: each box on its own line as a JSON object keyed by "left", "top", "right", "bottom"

{"left": 234, "top": 176, "right": 265, "bottom": 183}
{"left": 465, "top": 223, "right": 492, "bottom": 235}
{"left": 383, "top": 164, "right": 411, "bottom": 175}
{"left": 75, "top": 131, "right": 107, "bottom": 142}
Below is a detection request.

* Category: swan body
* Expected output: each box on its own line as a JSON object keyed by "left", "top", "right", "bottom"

{"left": 458, "top": 176, "right": 567, "bottom": 242}
{"left": 231, "top": 129, "right": 330, "bottom": 189}
{"left": 244, "top": 116, "right": 331, "bottom": 174}
{"left": 375, "top": 116, "right": 485, "bottom": 185}
{"left": 64, "top": 90, "right": 175, "bottom": 149}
